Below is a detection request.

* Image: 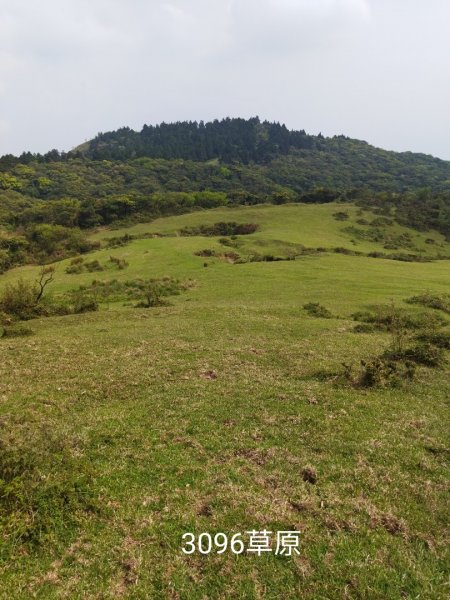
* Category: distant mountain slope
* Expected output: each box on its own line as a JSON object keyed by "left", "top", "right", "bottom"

{"left": 74, "top": 117, "right": 450, "bottom": 191}
{"left": 1, "top": 117, "right": 450, "bottom": 194}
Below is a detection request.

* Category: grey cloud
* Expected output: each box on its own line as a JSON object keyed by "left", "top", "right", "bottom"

{"left": 0, "top": 0, "right": 448, "bottom": 159}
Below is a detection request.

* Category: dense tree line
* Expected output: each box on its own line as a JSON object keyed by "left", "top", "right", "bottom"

{"left": 85, "top": 117, "right": 315, "bottom": 163}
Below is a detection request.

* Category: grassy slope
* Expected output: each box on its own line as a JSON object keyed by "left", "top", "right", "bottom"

{"left": 0, "top": 203, "right": 449, "bottom": 599}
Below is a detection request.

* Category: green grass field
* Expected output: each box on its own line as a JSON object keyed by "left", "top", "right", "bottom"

{"left": 1, "top": 203, "right": 449, "bottom": 599}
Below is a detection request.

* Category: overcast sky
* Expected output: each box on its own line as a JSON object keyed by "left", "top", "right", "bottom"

{"left": 0, "top": 0, "right": 449, "bottom": 159}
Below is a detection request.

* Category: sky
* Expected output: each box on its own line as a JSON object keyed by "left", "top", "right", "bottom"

{"left": 0, "top": 0, "right": 449, "bottom": 159}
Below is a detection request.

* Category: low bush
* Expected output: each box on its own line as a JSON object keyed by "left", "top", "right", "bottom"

{"left": 353, "top": 322, "right": 377, "bottom": 333}
{"left": 194, "top": 249, "right": 216, "bottom": 257}
{"left": 135, "top": 281, "right": 168, "bottom": 308}
{"left": 66, "top": 264, "right": 84, "bottom": 275}
{"left": 333, "top": 211, "right": 349, "bottom": 221}
{"left": 68, "top": 290, "right": 99, "bottom": 314}
{"left": 406, "top": 292, "right": 450, "bottom": 314}
{"left": 346, "top": 301, "right": 448, "bottom": 387}
{"left": 108, "top": 256, "right": 129, "bottom": 270}
{"left": 352, "top": 305, "right": 446, "bottom": 332}
{"left": 0, "top": 279, "right": 44, "bottom": 321}
{"left": 344, "top": 357, "right": 415, "bottom": 388}
{"left": 73, "top": 276, "right": 189, "bottom": 307}
{"left": 180, "top": 222, "right": 259, "bottom": 237}
{"left": 0, "top": 325, "right": 34, "bottom": 338}
{"left": 67, "top": 256, "right": 129, "bottom": 274}
{"left": 84, "top": 260, "right": 103, "bottom": 273}
{"left": 105, "top": 233, "right": 135, "bottom": 248}
{"left": 333, "top": 247, "right": 362, "bottom": 256}
{"left": 303, "top": 302, "right": 334, "bottom": 319}
{"left": 415, "top": 330, "right": 450, "bottom": 349}
{"left": 384, "top": 343, "right": 445, "bottom": 367}
{"left": 370, "top": 217, "right": 393, "bottom": 227}
{"left": 66, "top": 257, "right": 86, "bottom": 274}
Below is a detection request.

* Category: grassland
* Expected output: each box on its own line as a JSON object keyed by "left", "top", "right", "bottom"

{"left": 0, "top": 203, "right": 449, "bottom": 599}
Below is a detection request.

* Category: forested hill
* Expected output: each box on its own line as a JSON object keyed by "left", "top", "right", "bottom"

{"left": 80, "top": 117, "right": 314, "bottom": 163}
{"left": 1, "top": 118, "right": 450, "bottom": 193}
{"left": 0, "top": 117, "right": 449, "bottom": 274}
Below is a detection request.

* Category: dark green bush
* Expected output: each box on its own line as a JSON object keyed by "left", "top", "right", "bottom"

{"left": 333, "top": 211, "right": 349, "bottom": 221}
{"left": 333, "top": 247, "right": 362, "bottom": 256}
{"left": 0, "top": 325, "right": 34, "bottom": 338}
{"left": 180, "top": 222, "right": 258, "bottom": 237}
{"left": 108, "top": 256, "right": 129, "bottom": 270}
{"left": 384, "top": 343, "right": 445, "bottom": 367}
{"left": 406, "top": 293, "right": 450, "bottom": 314}
{"left": 303, "top": 302, "right": 334, "bottom": 318}
{"left": 73, "top": 277, "right": 188, "bottom": 307}
{"left": 84, "top": 260, "right": 103, "bottom": 273}
{"left": 352, "top": 305, "right": 446, "bottom": 332}
{"left": 345, "top": 357, "right": 415, "bottom": 388}
{"left": 0, "top": 279, "right": 42, "bottom": 320}
{"left": 415, "top": 330, "right": 450, "bottom": 349}
{"left": 135, "top": 281, "right": 168, "bottom": 308}
{"left": 65, "top": 263, "right": 84, "bottom": 274}
{"left": 194, "top": 249, "right": 216, "bottom": 257}
{"left": 105, "top": 233, "right": 135, "bottom": 248}
{"left": 69, "top": 290, "right": 99, "bottom": 314}
{"left": 353, "top": 322, "right": 377, "bottom": 333}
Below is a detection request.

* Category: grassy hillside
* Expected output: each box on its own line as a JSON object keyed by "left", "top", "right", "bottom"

{"left": 1, "top": 204, "right": 449, "bottom": 598}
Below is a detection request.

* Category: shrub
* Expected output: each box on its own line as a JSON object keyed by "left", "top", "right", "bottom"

{"left": 345, "top": 357, "right": 415, "bottom": 388}
{"left": 105, "top": 233, "right": 135, "bottom": 248}
{"left": 333, "top": 247, "right": 362, "bottom": 256}
{"left": 0, "top": 279, "right": 41, "bottom": 320}
{"left": 333, "top": 211, "right": 349, "bottom": 221}
{"left": 0, "top": 325, "right": 34, "bottom": 338}
{"left": 194, "top": 249, "right": 216, "bottom": 257}
{"left": 351, "top": 305, "right": 446, "bottom": 333}
{"left": 135, "top": 281, "right": 168, "bottom": 308}
{"left": 65, "top": 263, "right": 84, "bottom": 274}
{"left": 406, "top": 293, "right": 450, "bottom": 314}
{"left": 370, "top": 217, "right": 393, "bottom": 226}
{"left": 70, "top": 290, "right": 99, "bottom": 314}
{"left": 84, "top": 260, "right": 103, "bottom": 272}
{"left": 384, "top": 343, "right": 445, "bottom": 368}
{"left": 108, "top": 256, "right": 129, "bottom": 270}
{"left": 353, "top": 322, "right": 377, "bottom": 333}
{"left": 387, "top": 253, "right": 430, "bottom": 263}
{"left": 0, "top": 248, "right": 12, "bottom": 273}
{"left": 222, "top": 251, "right": 240, "bottom": 263}
{"left": 415, "top": 330, "right": 450, "bottom": 349}
{"left": 180, "top": 222, "right": 258, "bottom": 237}
{"left": 218, "top": 237, "right": 234, "bottom": 246}
{"left": 303, "top": 302, "right": 334, "bottom": 318}
{"left": 71, "top": 277, "right": 188, "bottom": 307}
